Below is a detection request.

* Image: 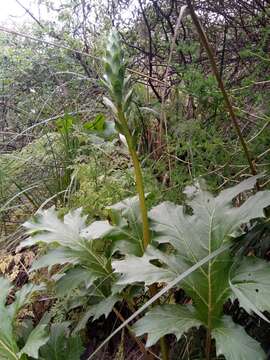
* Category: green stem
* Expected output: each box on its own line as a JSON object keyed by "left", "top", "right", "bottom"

{"left": 117, "top": 108, "right": 169, "bottom": 360}
{"left": 117, "top": 108, "right": 150, "bottom": 250}
{"left": 159, "top": 336, "right": 169, "bottom": 360}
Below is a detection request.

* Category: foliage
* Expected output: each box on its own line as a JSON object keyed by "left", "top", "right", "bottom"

{"left": 18, "top": 174, "right": 270, "bottom": 359}
{"left": 1, "top": 1, "right": 270, "bottom": 360}
{"left": 112, "top": 176, "right": 270, "bottom": 359}
{"left": 0, "top": 277, "right": 49, "bottom": 360}
{"left": 20, "top": 205, "right": 123, "bottom": 329}
{"left": 40, "top": 322, "right": 84, "bottom": 360}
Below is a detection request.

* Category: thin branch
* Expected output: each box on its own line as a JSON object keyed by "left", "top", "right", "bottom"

{"left": 186, "top": 0, "right": 257, "bottom": 179}
{"left": 15, "top": 0, "right": 45, "bottom": 29}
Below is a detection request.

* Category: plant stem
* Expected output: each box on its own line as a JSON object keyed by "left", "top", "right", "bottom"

{"left": 186, "top": 0, "right": 257, "bottom": 179}
{"left": 159, "top": 336, "right": 169, "bottom": 360}
{"left": 117, "top": 108, "right": 150, "bottom": 250}
{"left": 129, "top": 146, "right": 151, "bottom": 250}
{"left": 117, "top": 108, "right": 169, "bottom": 360}
{"left": 205, "top": 328, "right": 212, "bottom": 360}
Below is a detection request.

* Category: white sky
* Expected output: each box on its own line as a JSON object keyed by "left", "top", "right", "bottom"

{"left": 0, "top": 0, "right": 50, "bottom": 25}
{"left": 0, "top": 0, "right": 139, "bottom": 28}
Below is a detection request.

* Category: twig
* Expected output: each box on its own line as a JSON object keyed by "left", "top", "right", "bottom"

{"left": 186, "top": 1, "right": 257, "bottom": 179}
{"left": 15, "top": 0, "right": 45, "bottom": 29}
{"left": 230, "top": 79, "right": 270, "bottom": 92}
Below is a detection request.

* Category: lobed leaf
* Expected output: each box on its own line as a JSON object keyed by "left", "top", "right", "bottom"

{"left": 230, "top": 256, "right": 270, "bottom": 321}
{"left": 112, "top": 246, "right": 184, "bottom": 285}
{"left": 133, "top": 304, "right": 202, "bottom": 347}
{"left": 19, "top": 323, "right": 49, "bottom": 359}
{"left": 75, "top": 294, "right": 121, "bottom": 332}
{"left": 40, "top": 322, "right": 84, "bottom": 360}
{"left": 213, "top": 316, "right": 265, "bottom": 360}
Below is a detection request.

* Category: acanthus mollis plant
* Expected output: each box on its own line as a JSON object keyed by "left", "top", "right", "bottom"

{"left": 19, "top": 197, "right": 147, "bottom": 331}
{"left": 102, "top": 29, "right": 150, "bottom": 250}
{"left": 20, "top": 176, "right": 270, "bottom": 360}
{"left": 19, "top": 206, "right": 121, "bottom": 329}
{"left": 112, "top": 176, "right": 270, "bottom": 360}
{"left": 102, "top": 30, "right": 171, "bottom": 358}
{"left": 0, "top": 276, "right": 84, "bottom": 360}
{"left": 0, "top": 277, "right": 49, "bottom": 360}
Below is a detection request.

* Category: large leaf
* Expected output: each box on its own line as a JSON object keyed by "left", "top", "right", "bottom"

{"left": 0, "top": 277, "right": 47, "bottom": 360}
{"left": 148, "top": 179, "right": 270, "bottom": 321}
{"left": 113, "top": 177, "right": 270, "bottom": 338}
{"left": 22, "top": 208, "right": 113, "bottom": 288}
{"left": 106, "top": 196, "right": 146, "bottom": 256}
{"left": 22, "top": 207, "right": 119, "bottom": 335}
{"left": 19, "top": 323, "right": 49, "bottom": 359}
{"left": 22, "top": 207, "right": 87, "bottom": 248}
{"left": 75, "top": 294, "right": 121, "bottom": 332}
{"left": 0, "top": 280, "right": 19, "bottom": 360}
{"left": 230, "top": 256, "right": 270, "bottom": 321}
{"left": 22, "top": 207, "right": 112, "bottom": 249}
{"left": 133, "top": 304, "right": 202, "bottom": 347}
{"left": 213, "top": 316, "right": 265, "bottom": 360}
{"left": 112, "top": 246, "right": 185, "bottom": 285}
{"left": 149, "top": 176, "right": 268, "bottom": 257}
{"left": 40, "top": 322, "right": 84, "bottom": 360}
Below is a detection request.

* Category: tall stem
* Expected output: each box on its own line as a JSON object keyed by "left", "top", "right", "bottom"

{"left": 117, "top": 108, "right": 150, "bottom": 250}
{"left": 117, "top": 109, "right": 169, "bottom": 360}
{"left": 205, "top": 329, "right": 212, "bottom": 360}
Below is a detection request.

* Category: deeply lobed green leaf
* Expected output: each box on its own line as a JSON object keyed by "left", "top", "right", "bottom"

{"left": 112, "top": 176, "right": 270, "bottom": 357}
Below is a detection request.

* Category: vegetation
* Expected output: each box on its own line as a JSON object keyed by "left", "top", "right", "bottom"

{"left": 0, "top": 1, "right": 270, "bottom": 359}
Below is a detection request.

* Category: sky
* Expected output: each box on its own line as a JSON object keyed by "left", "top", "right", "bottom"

{"left": 0, "top": 0, "right": 31, "bottom": 23}
{"left": 0, "top": 0, "right": 137, "bottom": 26}
{"left": 0, "top": 0, "right": 50, "bottom": 25}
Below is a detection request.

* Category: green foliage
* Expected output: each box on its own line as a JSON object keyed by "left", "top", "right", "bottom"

{"left": 40, "top": 322, "right": 84, "bottom": 360}
{"left": 0, "top": 277, "right": 49, "bottom": 360}
{"left": 70, "top": 143, "right": 160, "bottom": 219}
{"left": 147, "top": 119, "right": 234, "bottom": 203}
{"left": 0, "top": 128, "right": 79, "bottom": 240}
{"left": 83, "top": 113, "right": 116, "bottom": 139}
{"left": 20, "top": 205, "right": 122, "bottom": 329}
{"left": 1, "top": 4, "right": 270, "bottom": 360}
{"left": 69, "top": 151, "right": 130, "bottom": 219}
{"left": 180, "top": 66, "right": 223, "bottom": 114}
{"left": 18, "top": 174, "right": 270, "bottom": 359}
{"left": 112, "top": 176, "right": 270, "bottom": 359}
